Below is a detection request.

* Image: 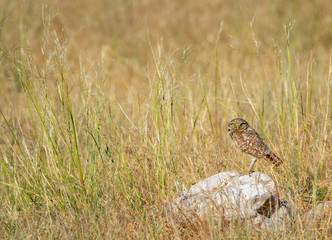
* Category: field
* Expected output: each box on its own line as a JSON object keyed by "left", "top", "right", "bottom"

{"left": 0, "top": 0, "right": 331, "bottom": 239}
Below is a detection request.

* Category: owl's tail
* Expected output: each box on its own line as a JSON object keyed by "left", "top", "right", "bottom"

{"left": 264, "top": 152, "right": 283, "bottom": 167}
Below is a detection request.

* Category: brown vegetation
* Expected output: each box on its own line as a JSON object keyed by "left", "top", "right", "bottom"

{"left": 0, "top": 0, "right": 331, "bottom": 238}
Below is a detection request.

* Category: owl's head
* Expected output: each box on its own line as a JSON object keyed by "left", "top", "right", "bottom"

{"left": 228, "top": 118, "right": 250, "bottom": 133}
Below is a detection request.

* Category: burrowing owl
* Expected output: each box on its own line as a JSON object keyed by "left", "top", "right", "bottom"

{"left": 228, "top": 118, "right": 283, "bottom": 173}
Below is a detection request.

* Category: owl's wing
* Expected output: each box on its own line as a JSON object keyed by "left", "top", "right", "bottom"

{"left": 239, "top": 128, "right": 271, "bottom": 158}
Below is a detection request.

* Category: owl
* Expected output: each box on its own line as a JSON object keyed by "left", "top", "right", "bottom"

{"left": 228, "top": 118, "right": 283, "bottom": 173}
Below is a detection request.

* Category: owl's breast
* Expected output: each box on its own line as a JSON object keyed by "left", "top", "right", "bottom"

{"left": 231, "top": 131, "right": 247, "bottom": 149}
{"left": 230, "top": 130, "right": 267, "bottom": 158}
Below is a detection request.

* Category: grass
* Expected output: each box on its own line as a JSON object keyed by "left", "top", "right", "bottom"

{"left": 0, "top": 0, "right": 331, "bottom": 238}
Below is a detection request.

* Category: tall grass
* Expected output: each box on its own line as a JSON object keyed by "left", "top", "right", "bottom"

{"left": 0, "top": 0, "right": 331, "bottom": 238}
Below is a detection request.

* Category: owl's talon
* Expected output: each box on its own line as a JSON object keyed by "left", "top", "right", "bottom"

{"left": 239, "top": 170, "right": 254, "bottom": 175}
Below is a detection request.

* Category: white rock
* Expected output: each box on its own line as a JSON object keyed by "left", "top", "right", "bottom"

{"left": 167, "top": 171, "right": 283, "bottom": 230}
{"left": 306, "top": 201, "right": 332, "bottom": 218}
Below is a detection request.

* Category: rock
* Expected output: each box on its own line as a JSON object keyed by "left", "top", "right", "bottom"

{"left": 166, "top": 171, "right": 286, "bottom": 230}
{"left": 304, "top": 201, "right": 332, "bottom": 234}
{"left": 306, "top": 201, "right": 332, "bottom": 218}
{"left": 270, "top": 202, "right": 292, "bottom": 231}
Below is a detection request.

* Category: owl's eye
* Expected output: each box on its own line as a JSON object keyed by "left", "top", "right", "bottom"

{"left": 231, "top": 123, "right": 235, "bottom": 127}
{"left": 240, "top": 123, "right": 246, "bottom": 127}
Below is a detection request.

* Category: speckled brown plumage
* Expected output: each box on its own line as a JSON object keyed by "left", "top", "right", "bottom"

{"left": 228, "top": 118, "right": 283, "bottom": 172}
